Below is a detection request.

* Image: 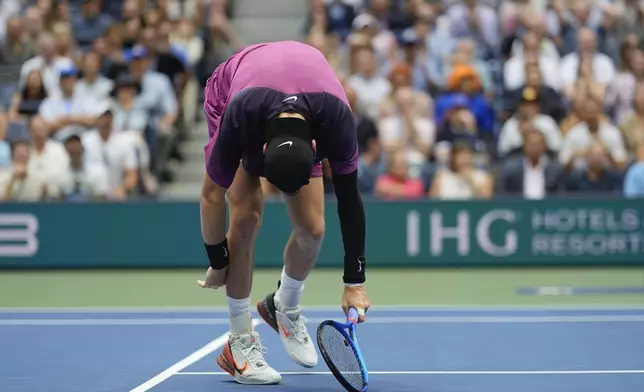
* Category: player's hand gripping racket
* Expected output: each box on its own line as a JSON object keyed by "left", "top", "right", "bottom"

{"left": 317, "top": 307, "right": 369, "bottom": 392}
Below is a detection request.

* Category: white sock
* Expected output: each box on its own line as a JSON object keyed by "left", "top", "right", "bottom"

{"left": 274, "top": 268, "right": 305, "bottom": 311}
{"left": 227, "top": 296, "right": 253, "bottom": 334}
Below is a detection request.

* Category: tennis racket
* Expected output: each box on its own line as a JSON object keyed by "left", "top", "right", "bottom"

{"left": 317, "top": 307, "right": 369, "bottom": 392}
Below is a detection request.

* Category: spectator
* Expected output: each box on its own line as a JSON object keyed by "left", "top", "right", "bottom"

{"left": 560, "top": 94, "right": 628, "bottom": 172}
{"left": 434, "top": 101, "right": 479, "bottom": 156}
{"left": 154, "top": 21, "right": 188, "bottom": 94}
{"left": 38, "top": 66, "right": 98, "bottom": 142}
{"left": 51, "top": 21, "right": 80, "bottom": 62}
{"left": 81, "top": 102, "right": 139, "bottom": 200}
{"left": 22, "top": 7, "right": 45, "bottom": 50}
{"left": 27, "top": 115, "right": 69, "bottom": 190}
{"left": 347, "top": 45, "right": 392, "bottom": 119}
{"left": 0, "top": 113, "right": 9, "bottom": 167}
{"left": 497, "top": 87, "right": 562, "bottom": 158}
{"left": 0, "top": 140, "right": 57, "bottom": 201}
{"left": 620, "top": 83, "right": 644, "bottom": 157}
{"left": 429, "top": 143, "right": 493, "bottom": 200}
{"left": 559, "top": 83, "right": 610, "bottom": 136}
{"left": 8, "top": 70, "right": 48, "bottom": 121}
{"left": 624, "top": 142, "right": 644, "bottom": 198}
{"left": 435, "top": 65, "right": 494, "bottom": 137}
{"left": 347, "top": 13, "right": 397, "bottom": 70}
{"left": 375, "top": 149, "right": 424, "bottom": 199}
{"left": 497, "top": 129, "right": 565, "bottom": 199}
{"left": 378, "top": 86, "right": 435, "bottom": 171}
{"left": 446, "top": 0, "right": 499, "bottom": 58}
{"left": 60, "top": 129, "right": 109, "bottom": 201}
{"left": 443, "top": 38, "right": 494, "bottom": 95}
{"left": 101, "top": 24, "right": 129, "bottom": 79}
{"left": 560, "top": 27, "right": 616, "bottom": 99}
{"left": 508, "top": 9, "right": 560, "bottom": 63}
{"left": 345, "top": 86, "right": 378, "bottom": 154}
{"left": 504, "top": 63, "right": 566, "bottom": 122}
{"left": 379, "top": 62, "right": 431, "bottom": 122}
{"left": 357, "top": 124, "right": 385, "bottom": 194}
{"left": 72, "top": 0, "right": 114, "bottom": 52}
{"left": 75, "top": 52, "right": 114, "bottom": 102}
{"left": 0, "top": 16, "right": 37, "bottom": 66}
{"left": 397, "top": 27, "right": 431, "bottom": 92}
{"left": 605, "top": 39, "right": 643, "bottom": 125}
{"left": 504, "top": 32, "right": 561, "bottom": 91}
{"left": 110, "top": 74, "right": 149, "bottom": 134}
{"left": 566, "top": 142, "right": 623, "bottom": 193}
{"left": 19, "top": 33, "right": 74, "bottom": 97}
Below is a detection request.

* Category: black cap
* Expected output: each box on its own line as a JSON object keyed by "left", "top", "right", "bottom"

{"left": 264, "top": 117, "right": 314, "bottom": 195}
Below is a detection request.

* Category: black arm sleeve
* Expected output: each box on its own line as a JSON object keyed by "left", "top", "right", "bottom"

{"left": 332, "top": 169, "right": 366, "bottom": 284}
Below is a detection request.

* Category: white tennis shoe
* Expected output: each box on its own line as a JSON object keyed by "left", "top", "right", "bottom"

{"left": 216, "top": 332, "right": 282, "bottom": 385}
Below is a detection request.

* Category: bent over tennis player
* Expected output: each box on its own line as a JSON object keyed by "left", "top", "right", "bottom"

{"left": 197, "top": 41, "right": 371, "bottom": 385}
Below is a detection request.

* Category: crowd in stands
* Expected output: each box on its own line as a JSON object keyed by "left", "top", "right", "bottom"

{"left": 0, "top": 0, "right": 238, "bottom": 201}
{"left": 2, "top": 0, "right": 644, "bottom": 202}
{"left": 295, "top": 0, "right": 644, "bottom": 200}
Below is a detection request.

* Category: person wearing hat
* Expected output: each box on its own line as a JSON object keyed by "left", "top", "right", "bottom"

{"left": 198, "top": 41, "right": 370, "bottom": 385}
{"left": 38, "top": 66, "right": 99, "bottom": 142}
{"left": 497, "top": 86, "right": 562, "bottom": 158}
{"left": 110, "top": 74, "right": 149, "bottom": 134}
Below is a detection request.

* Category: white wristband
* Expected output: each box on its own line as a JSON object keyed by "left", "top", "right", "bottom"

{"left": 344, "top": 283, "right": 364, "bottom": 288}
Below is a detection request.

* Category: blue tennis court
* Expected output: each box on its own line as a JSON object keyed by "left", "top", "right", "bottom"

{"left": 1, "top": 306, "right": 644, "bottom": 392}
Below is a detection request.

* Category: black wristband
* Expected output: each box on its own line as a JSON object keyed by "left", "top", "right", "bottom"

{"left": 205, "top": 238, "right": 229, "bottom": 270}
{"left": 343, "top": 256, "right": 366, "bottom": 284}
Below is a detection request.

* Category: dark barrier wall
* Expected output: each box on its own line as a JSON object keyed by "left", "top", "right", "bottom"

{"left": 1, "top": 199, "right": 643, "bottom": 268}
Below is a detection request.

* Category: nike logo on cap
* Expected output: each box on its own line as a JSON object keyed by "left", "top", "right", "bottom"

{"left": 282, "top": 96, "right": 297, "bottom": 103}
{"left": 277, "top": 141, "right": 293, "bottom": 148}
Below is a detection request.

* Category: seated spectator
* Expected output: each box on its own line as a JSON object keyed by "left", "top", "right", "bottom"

{"left": 397, "top": 27, "right": 432, "bottom": 92}
{"left": 378, "top": 86, "right": 435, "bottom": 171}
{"left": 504, "top": 63, "right": 566, "bottom": 122}
{"left": 0, "top": 16, "right": 37, "bottom": 66}
{"left": 445, "top": 0, "right": 499, "bottom": 59}
{"left": 81, "top": 103, "right": 139, "bottom": 200}
{"left": 442, "top": 38, "right": 494, "bottom": 95}
{"left": 305, "top": 0, "right": 355, "bottom": 40}
{"left": 0, "top": 140, "right": 58, "bottom": 201}
{"left": 504, "top": 32, "right": 561, "bottom": 91}
{"left": 619, "top": 83, "right": 644, "bottom": 157}
{"left": 508, "top": 10, "right": 560, "bottom": 63}
{"left": 374, "top": 150, "right": 424, "bottom": 199}
{"left": 154, "top": 21, "right": 188, "bottom": 94}
{"left": 60, "top": 134, "right": 109, "bottom": 201}
{"left": 566, "top": 142, "right": 623, "bottom": 194}
{"left": 101, "top": 24, "right": 130, "bottom": 79}
{"left": 75, "top": 51, "right": 114, "bottom": 102}
{"left": 38, "top": 66, "right": 98, "bottom": 142}
{"left": 497, "top": 129, "right": 565, "bottom": 199}
{"left": 434, "top": 99, "right": 479, "bottom": 156}
{"left": 605, "top": 42, "right": 644, "bottom": 125}
{"left": 435, "top": 65, "right": 494, "bottom": 138}
{"left": 345, "top": 86, "right": 377, "bottom": 154}
{"left": 347, "top": 45, "right": 392, "bottom": 119}
{"left": 8, "top": 70, "right": 48, "bottom": 121}
{"left": 357, "top": 123, "right": 385, "bottom": 194}
{"left": 110, "top": 75, "right": 149, "bottom": 134}
{"left": 560, "top": 27, "right": 616, "bottom": 100}
{"left": 51, "top": 21, "right": 81, "bottom": 62}
{"left": 0, "top": 113, "right": 9, "bottom": 167}
{"left": 347, "top": 13, "right": 397, "bottom": 70}
{"left": 624, "top": 142, "right": 644, "bottom": 198}
{"left": 429, "top": 143, "right": 493, "bottom": 200}
{"left": 379, "top": 63, "right": 431, "bottom": 119}
{"left": 559, "top": 95, "right": 628, "bottom": 171}
{"left": 19, "top": 33, "right": 74, "bottom": 98}
{"left": 170, "top": 17, "right": 205, "bottom": 126}
{"left": 559, "top": 83, "right": 610, "bottom": 136}
{"left": 497, "top": 87, "right": 562, "bottom": 158}
{"left": 72, "top": 0, "right": 114, "bottom": 52}
{"left": 27, "top": 116, "right": 69, "bottom": 189}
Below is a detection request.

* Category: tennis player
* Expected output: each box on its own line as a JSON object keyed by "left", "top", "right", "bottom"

{"left": 197, "top": 41, "right": 371, "bottom": 385}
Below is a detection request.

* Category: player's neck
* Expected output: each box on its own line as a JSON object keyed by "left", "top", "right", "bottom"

{"left": 277, "top": 112, "right": 305, "bottom": 120}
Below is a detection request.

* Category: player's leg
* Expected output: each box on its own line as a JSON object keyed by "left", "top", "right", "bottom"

{"left": 215, "top": 165, "right": 281, "bottom": 385}
{"left": 257, "top": 165, "right": 324, "bottom": 368}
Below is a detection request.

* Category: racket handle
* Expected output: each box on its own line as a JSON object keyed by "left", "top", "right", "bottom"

{"left": 347, "top": 307, "right": 359, "bottom": 324}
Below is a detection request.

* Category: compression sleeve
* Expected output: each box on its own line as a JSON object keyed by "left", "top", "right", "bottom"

{"left": 332, "top": 169, "right": 366, "bottom": 284}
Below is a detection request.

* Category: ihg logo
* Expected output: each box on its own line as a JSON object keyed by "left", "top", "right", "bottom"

{"left": 0, "top": 214, "right": 39, "bottom": 257}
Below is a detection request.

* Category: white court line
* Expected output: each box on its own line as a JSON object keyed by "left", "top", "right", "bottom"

{"left": 175, "top": 370, "right": 644, "bottom": 376}
{"left": 4, "top": 315, "right": 644, "bottom": 326}
{"left": 2, "top": 304, "right": 644, "bottom": 313}
{"left": 128, "top": 319, "right": 259, "bottom": 392}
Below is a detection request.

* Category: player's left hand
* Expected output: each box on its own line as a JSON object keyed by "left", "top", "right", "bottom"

{"left": 197, "top": 267, "right": 227, "bottom": 290}
{"left": 342, "top": 285, "right": 371, "bottom": 323}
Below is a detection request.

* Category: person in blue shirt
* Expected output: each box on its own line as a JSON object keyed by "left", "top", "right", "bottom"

{"left": 624, "top": 143, "right": 644, "bottom": 198}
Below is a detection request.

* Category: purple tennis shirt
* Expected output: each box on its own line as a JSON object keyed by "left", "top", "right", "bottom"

{"left": 203, "top": 41, "right": 358, "bottom": 188}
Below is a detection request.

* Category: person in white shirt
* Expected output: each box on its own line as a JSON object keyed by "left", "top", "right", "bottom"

{"left": 497, "top": 87, "right": 563, "bottom": 157}
{"left": 27, "top": 115, "right": 69, "bottom": 193}
{"left": 0, "top": 140, "right": 58, "bottom": 201}
{"left": 504, "top": 31, "right": 561, "bottom": 91}
{"left": 560, "top": 27, "right": 616, "bottom": 99}
{"left": 81, "top": 102, "right": 139, "bottom": 200}
{"left": 74, "top": 51, "right": 113, "bottom": 102}
{"left": 347, "top": 45, "right": 392, "bottom": 119}
{"left": 60, "top": 134, "right": 110, "bottom": 201}
{"left": 38, "top": 66, "right": 98, "bottom": 142}
{"left": 559, "top": 96, "right": 628, "bottom": 171}
{"left": 19, "top": 32, "right": 74, "bottom": 98}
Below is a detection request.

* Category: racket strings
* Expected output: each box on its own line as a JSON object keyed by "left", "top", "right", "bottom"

{"left": 319, "top": 324, "right": 365, "bottom": 390}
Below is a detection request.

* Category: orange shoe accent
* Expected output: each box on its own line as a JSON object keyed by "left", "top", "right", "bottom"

{"left": 256, "top": 300, "right": 279, "bottom": 332}
{"left": 216, "top": 349, "right": 234, "bottom": 376}
{"left": 280, "top": 322, "right": 291, "bottom": 338}
{"left": 232, "top": 358, "right": 249, "bottom": 375}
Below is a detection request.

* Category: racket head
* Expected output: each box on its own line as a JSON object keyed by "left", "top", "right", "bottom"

{"left": 317, "top": 320, "right": 368, "bottom": 392}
